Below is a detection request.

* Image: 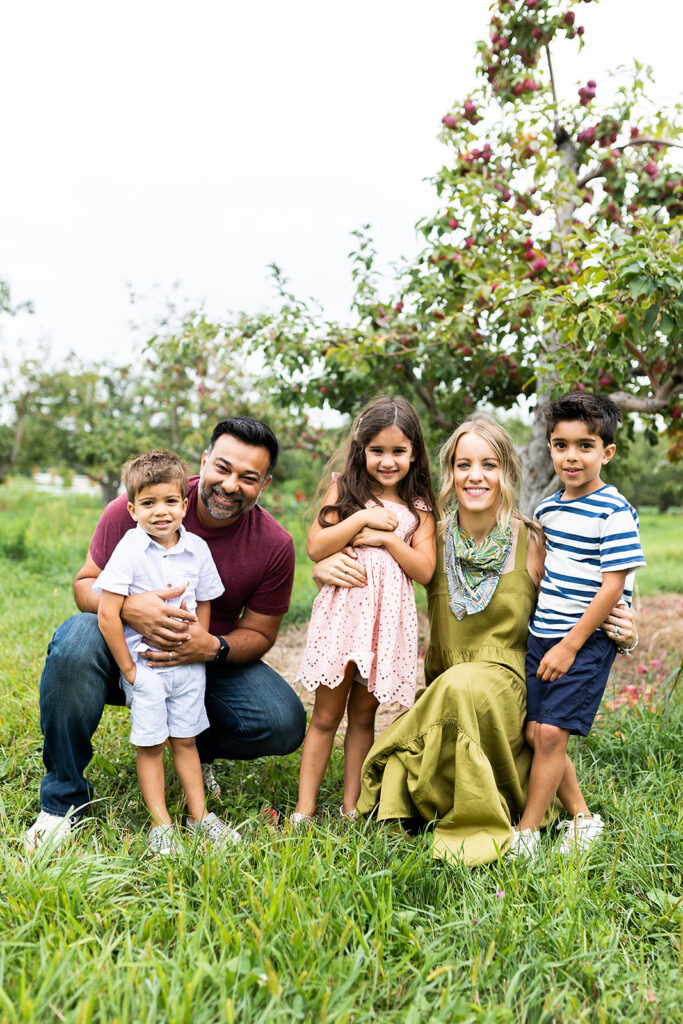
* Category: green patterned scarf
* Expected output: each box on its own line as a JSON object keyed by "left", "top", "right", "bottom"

{"left": 444, "top": 509, "right": 512, "bottom": 620}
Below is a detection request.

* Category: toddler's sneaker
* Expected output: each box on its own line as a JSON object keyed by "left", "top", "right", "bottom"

{"left": 186, "top": 811, "right": 241, "bottom": 845}
{"left": 505, "top": 827, "right": 540, "bottom": 861}
{"left": 147, "top": 824, "right": 181, "bottom": 856}
{"left": 557, "top": 813, "right": 604, "bottom": 854}
{"left": 24, "top": 811, "right": 76, "bottom": 854}
{"left": 201, "top": 763, "right": 221, "bottom": 799}
{"left": 288, "top": 812, "right": 314, "bottom": 829}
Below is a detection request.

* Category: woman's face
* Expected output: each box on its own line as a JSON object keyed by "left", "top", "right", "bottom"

{"left": 452, "top": 432, "right": 502, "bottom": 516}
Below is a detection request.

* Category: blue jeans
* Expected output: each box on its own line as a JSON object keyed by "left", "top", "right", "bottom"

{"left": 39, "top": 613, "right": 307, "bottom": 818}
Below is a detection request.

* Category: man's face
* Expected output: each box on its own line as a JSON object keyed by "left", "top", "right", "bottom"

{"left": 197, "top": 433, "right": 272, "bottom": 526}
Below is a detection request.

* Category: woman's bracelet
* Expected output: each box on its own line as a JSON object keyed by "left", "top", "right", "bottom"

{"left": 617, "top": 634, "right": 639, "bottom": 656}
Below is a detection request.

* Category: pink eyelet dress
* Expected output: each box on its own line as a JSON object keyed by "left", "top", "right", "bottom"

{"left": 296, "top": 499, "right": 429, "bottom": 708}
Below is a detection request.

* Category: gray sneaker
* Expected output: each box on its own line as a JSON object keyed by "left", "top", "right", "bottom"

{"left": 201, "top": 763, "right": 221, "bottom": 798}
{"left": 24, "top": 811, "right": 75, "bottom": 854}
{"left": 147, "top": 824, "right": 181, "bottom": 856}
{"left": 186, "top": 812, "right": 241, "bottom": 845}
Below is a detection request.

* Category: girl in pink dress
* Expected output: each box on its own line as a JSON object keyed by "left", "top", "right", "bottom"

{"left": 293, "top": 396, "right": 437, "bottom": 824}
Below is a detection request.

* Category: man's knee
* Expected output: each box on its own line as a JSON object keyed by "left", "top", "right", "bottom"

{"left": 40, "top": 613, "right": 118, "bottom": 726}
{"left": 272, "top": 686, "right": 307, "bottom": 753}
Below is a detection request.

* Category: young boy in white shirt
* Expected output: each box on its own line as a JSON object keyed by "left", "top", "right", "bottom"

{"left": 95, "top": 450, "right": 236, "bottom": 854}
{"left": 509, "top": 393, "right": 645, "bottom": 859}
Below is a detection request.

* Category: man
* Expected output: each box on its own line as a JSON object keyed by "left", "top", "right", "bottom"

{"left": 25, "top": 417, "right": 306, "bottom": 851}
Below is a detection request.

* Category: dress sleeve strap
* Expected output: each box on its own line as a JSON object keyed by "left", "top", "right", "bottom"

{"left": 514, "top": 521, "right": 529, "bottom": 571}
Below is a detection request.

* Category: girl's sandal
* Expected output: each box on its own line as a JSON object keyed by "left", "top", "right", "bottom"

{"left": 339, "top": 805, "right": 357, "bottom": 824}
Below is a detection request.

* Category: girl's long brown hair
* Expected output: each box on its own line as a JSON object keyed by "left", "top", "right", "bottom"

{"left": 318, "top": 395, "right": 436, "bottom": 540}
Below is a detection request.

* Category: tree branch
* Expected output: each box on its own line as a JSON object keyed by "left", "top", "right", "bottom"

{"left": 609, "top": 379, "right": 681, "bottom": 412}
{"left": 402, "top": 362, "right": 452, "bottom": 431}
{"left": 577, "top": 136, "right": 683, "bottom": 188}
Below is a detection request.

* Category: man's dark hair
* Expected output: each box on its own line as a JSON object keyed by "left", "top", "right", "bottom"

{"left": 207, "top": 417, "right": 280, "bottom": 476}
{"left": 545, "top": 392, "right": 622, "bottom": 445}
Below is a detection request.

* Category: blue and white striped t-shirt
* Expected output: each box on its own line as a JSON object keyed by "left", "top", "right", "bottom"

{"left": 529, "top": 484, "right": 646, "bottom": 638}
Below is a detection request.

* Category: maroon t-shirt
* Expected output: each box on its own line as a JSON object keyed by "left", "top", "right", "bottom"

{"left": 90, "top": 476, "right": 295, "bottom": 635}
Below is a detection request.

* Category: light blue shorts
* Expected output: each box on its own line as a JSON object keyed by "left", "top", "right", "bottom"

{"left": 121, "top": 660, "right": 209, "bottom": 746}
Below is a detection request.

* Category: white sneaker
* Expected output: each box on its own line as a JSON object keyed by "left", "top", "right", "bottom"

{"left": 506, "top": 827, "right": 540, "bottom": 861}
{"left": 557, "top": 813, "right": 604, "bottom": 854}
{"left": 289, "top": 812, "right": 314, "bottom": 830}
{"left": 147, "top": 824, "right": 181, "bottom": 856}
{"left": 186, "top": 812, "right": 241, "bottom": 845}
{"left": 24, "top": 811, "right": 75, "bottom": 853}
{"left": 201, "top": 763, "right": 221, "bottom": 798}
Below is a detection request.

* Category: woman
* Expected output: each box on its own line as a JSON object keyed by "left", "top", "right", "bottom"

{"left": 314, "top": 414, "right": 636, "bottom": 865}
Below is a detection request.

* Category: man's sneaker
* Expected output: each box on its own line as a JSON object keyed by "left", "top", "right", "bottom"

{"left": 557, "top": 813, "right": 604, "bottom": 854}
{"left": 186, "top": 811, "right": 240, "bottom": 845}
{"left": 505, "top": 827, "right": 540, "bottom": 861}
{"left": 201, "top": 763, "right": 221, "bottom": 799}
{"left": 147, "top": 824, "right": 181, "bottom": 856}
{"left": 24, "top": 811, "right": 75, "bottom": 854}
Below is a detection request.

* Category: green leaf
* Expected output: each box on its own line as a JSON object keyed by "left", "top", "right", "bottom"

{"left": 629, "top": 277, "right": 652, "bottom": 300}
{"left": 659, "top": 312, "right": 673, "bottom": 336}
{"left": 643, "top": 305, "right": 659, "bottom": 335}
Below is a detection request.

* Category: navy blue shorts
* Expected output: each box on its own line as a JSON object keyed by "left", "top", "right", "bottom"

{"left": 525, "top": 629, "right": 617, "bottom": 736}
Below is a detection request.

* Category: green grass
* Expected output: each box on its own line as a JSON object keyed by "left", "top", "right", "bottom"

{"left": 1, "top": 478, "right": 682, "bottom": 1022}
{"left": 635, "top": 513, "right": 683, "bottom": 595}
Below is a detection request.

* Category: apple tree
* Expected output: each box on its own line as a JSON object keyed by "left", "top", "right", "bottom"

{"left": 258, "top": 0, "right": 683, "bottom": 511}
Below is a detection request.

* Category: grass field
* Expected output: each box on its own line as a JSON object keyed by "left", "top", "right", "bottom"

{"left": 1, "top": 479, "right": 682, "bottom": 1022}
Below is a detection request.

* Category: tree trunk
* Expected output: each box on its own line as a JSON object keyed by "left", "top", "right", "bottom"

{"left": 521, "top": 396, "right": 557, "bottom": 517}
{"left": 100, "top": 476, "right": 121, "bottom": 505}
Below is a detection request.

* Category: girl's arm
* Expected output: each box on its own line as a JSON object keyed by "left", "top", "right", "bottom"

{"left": 307, "top": 484, "right": 398, "bottom": 561}
{"left": 351, "top": 509, "right": 437, "bottom": 586}
{"left": 97, "top": 590, "right": 136, "bottom": 684}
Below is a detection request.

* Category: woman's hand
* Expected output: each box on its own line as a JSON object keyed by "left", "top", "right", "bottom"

{"left": 601, "top": 602, "right": 637, "bottom": 650}
{"left": 312, "top": 550, "right": 368, "bottom": 589}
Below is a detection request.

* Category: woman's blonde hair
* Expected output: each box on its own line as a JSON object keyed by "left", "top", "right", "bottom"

{"left": 437, "top": 413, "right": 524, "bottom": 529}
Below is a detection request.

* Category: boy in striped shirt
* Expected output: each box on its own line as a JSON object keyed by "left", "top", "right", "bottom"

{"left": 510, "top": 393, "right": 645, "bottom": 859}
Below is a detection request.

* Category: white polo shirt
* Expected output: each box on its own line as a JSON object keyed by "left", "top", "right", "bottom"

{"left": 93, "top": 523, "right": 224, "bottom": 659}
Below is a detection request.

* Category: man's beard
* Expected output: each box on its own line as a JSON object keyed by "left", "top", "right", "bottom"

{"left": 198, "top": 480, "right": 249, "bottom": 521}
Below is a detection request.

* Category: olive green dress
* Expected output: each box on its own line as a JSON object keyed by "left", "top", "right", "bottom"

{"left": 357, "top": 525, "right": 542, "bottom": 866}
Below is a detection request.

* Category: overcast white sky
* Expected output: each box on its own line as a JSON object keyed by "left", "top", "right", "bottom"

{"left": 1, "top": 1, "right": 680, "bottom": 365}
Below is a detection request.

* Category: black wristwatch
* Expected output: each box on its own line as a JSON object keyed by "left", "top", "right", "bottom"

{"left": 212, "top": 635, "right": 230, "bottom": 664}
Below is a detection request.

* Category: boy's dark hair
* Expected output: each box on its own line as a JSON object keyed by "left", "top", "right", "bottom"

{"left": 319, "top": 394, "right": 436, "bottom": 540}
{"left": 122, "top": 450, "right": 189, "bottom": 503}
{"left": 545, "top": 392, "right": 622, "bottom": 446}
{"left": 207, "top": 417, "right": 280, "bottom": 476}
